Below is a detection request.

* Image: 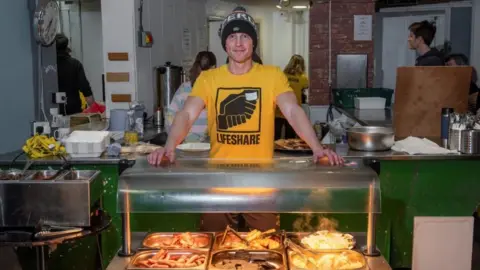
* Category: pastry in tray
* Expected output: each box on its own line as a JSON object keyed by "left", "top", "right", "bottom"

{"left": 300, "top": 230, "right": 355, "bottom": 250}
{"left": 218, "top": 228, "right": 281, "bottom": 250}
{"left": 274, "top": 139, "right": 311, "bottom": 151}
{"left": 143, "top": 232, "right": 210, "bottom": 249}
{"left": 289, "top": 250, "right": 365, "bottom": 270}
{"left": 132, "top": 249, "right": 207, "bottom": 269}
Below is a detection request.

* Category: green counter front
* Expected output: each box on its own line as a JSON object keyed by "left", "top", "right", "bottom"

{"left": 1, "top": 150, "right": 479, "bottom": 270}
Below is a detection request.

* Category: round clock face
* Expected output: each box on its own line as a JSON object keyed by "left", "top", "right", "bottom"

{"left": 33, "top": 1, "right": 59, "bottom": 46}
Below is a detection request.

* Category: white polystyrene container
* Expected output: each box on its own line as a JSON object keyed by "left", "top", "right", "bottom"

{"left": 64, "top": 131, "right": 110, "bottom": 158}
{"left": 354, "top": 97, "right": 386, "bottom": 109}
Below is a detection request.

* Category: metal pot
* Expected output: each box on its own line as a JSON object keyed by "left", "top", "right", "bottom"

{"left": 347, "top": 126, "right": 395, "bottom": 151}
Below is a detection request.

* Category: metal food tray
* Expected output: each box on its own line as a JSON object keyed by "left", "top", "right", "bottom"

{"left": 213, "top": 231, "right": 284, "bottom": 251}
{"left": 287, "top": 249, "right": 367, "bottom": 270}
{"left": 24, "top": 170, "right": 68, "bottom": 181}
{"left": 140, "top": 232, "right": 213, "bottom": 251}
{"left": 127, "top": 250, "right": 208, "bottom": 270}
{"left": 287, "top": 232, "right": 356, "bottom": 251}
{"left": 209, "top": 250, "right": 286, "bottom": 270}
{"left": 0, "top": 170, "right": 34, "bottom": 181}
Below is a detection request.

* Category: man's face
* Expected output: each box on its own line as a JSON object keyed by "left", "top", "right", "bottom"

{"left": 225, "top": 33, "right": 253, "bottom": 63}
{"left": 446, "top": 59, "right": 457, "bottom": 66}
{"left": 408, "top": 31, "right": 421, "bottom": 50}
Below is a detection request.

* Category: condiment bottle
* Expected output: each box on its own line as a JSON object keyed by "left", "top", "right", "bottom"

{"left": 441, "top": 108, "right": 454, "bottom": 148}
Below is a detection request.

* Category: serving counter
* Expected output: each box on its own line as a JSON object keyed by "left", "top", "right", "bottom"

{"left": 107, "top": 157, "right": 391, "bottom": 270}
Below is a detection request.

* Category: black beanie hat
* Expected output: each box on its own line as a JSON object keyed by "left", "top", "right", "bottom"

{"left": 218, "top": 6, "right": 258, "bottom": 51}
{"left": 55, "top": 33, "right": 70, "bottom": 52}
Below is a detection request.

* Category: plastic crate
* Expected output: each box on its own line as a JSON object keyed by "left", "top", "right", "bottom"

{"left": 333, "top": 88, "right": 394, "bottom": 108}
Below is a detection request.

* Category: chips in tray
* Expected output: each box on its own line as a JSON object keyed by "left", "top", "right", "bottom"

{"left": 300, "top": 230, "right": 355, "bottom": 250}
{"left": 289, "top": 250, "right": 366, "bottom": 270}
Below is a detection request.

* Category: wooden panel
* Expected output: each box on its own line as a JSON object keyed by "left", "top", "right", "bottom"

{"left": 394, "top": 66, "right": 471, "bottom": 139}
{"left": 106, "top": 72, "right": 130, "bottom": 82}
{"left": 111, "top": 94, "right": 132, "bottom": 103}
{"left": 108, "top": 52, "right": 129, "bottom": 61}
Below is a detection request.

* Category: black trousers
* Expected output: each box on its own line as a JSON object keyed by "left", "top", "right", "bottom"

{"left": 275, "top": 117, "right": 296, "bottom": 140}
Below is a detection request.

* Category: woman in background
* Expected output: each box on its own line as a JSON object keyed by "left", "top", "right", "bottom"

{"left": 445, "top": 54, "right": 479, "bottom": 113}
{"left": 165, "top": 51, "right": 217, "bottom": 142}
{"left": 275, "top": 54, "right": 309, "bottom": 140}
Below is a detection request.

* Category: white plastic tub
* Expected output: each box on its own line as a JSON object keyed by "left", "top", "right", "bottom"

{"left": 354, "top": 97, "right": 386, "bottom": 109}
{"left": 63, "top": 131, "right": 110, "bottom": 158}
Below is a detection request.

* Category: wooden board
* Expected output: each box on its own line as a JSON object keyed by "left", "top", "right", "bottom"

{"left": 106, "top": 72, "right": 130, "bottom": 82}
{"left": 394, "top": 66, "right": 471, "bottom": 139}
{"left": 111, "top": 94, "right": 132, "bottom": 103}
{"left": 108, "top": 52, "right": 129, "bottom": 61}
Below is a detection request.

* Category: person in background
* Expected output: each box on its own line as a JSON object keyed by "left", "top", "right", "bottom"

{"left": 445, "top": 54, "right": 480, "bottom": 113}
{"left": 275, "top": 55, "right": 309, "bottom": 140}
{"left": 165, "top": 51, "right": 217, "bottom": 142}
{"left": 55, "top": 33, "right": 95, "bottom": 115}
{"left": 408, "top": 21, "right": 444, "bottom": 66}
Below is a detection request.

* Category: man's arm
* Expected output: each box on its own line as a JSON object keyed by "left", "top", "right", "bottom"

{"left": 276, "top": 91, "right": 322, "bottom": 151}
{"left": 165, "top": 96, "right": 205, "bottom": 149}
{"left": 76, "top": 61, "right": 95, "bottom": 105}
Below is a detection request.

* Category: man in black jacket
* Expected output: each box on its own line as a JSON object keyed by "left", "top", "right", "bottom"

{"left": 55, "top": 33, "right": 95, "bottom": 115}
{"left": 408, "top": 21, "right": 444, "bottom": 66}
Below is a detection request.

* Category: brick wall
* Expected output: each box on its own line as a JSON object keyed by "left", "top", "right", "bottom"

{"left": 309, "top": 0, "right": 375, "bottom": 105}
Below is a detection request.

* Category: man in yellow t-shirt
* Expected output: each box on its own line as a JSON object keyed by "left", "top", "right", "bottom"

{"left": 148, "top": 6, "right": 343, "bottom": 231}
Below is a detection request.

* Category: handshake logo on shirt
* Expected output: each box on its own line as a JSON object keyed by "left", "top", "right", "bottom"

{"left": 217, "top": 89, "right": 259, "bottom": 131}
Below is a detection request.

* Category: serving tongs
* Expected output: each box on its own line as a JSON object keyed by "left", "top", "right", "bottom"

{"left": 220, "top": 225, "right": 250, "bottom": 246}
{"left": 284, "top": 238, "right": 316, "bottom": 265}
{"left": 34, "top": 222, "right": 82, "bottom": 239}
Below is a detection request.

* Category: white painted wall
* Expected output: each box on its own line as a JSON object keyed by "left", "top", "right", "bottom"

{"left": 472, "top": 0, "right": 480, "bottom": 75}
{"left": 101, "top": 0, "right": 137, "bottom": 115}
{"left": 135, "top": 0, "right": 208, "bottom": 115}
{"left": 80, "top": 1, "right": 104, "bottom": 101}
{"left": 205, "top": 0, "right": 309, "bottom": 70}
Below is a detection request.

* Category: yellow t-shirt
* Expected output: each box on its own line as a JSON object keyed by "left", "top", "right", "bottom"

{"left": 276, "top": 73, "right": 309, "bottom": 118}
{"left": 190, "top": 63, "right": 293, "bottom": 160}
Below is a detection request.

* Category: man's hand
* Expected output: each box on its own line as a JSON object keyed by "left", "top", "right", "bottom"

{"left": 147, "top": 146, "right": 176, "bottom": 166}
{"left": 217, "top": 90, "right": 257, "bottom": 130}
{"left": 312, "top": 147, "right": 344, "bottom": 166}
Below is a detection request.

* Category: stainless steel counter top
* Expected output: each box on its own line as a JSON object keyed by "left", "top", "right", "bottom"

{"left": 0, "top": 150, "right": 131, "bottom": 166}
{"left": 106, "top": 232, "right": 391, "bottom": 270}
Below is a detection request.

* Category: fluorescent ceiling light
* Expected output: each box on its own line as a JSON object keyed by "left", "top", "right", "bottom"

{"left": 293, "top": 5, "right": 308, "bottom": 9}
{"left": 276, "top": 5, "right": 282, "bottom": 9}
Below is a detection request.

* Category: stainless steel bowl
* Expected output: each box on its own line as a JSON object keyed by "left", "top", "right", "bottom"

{"left": 347, "top": 126, "right": 394, "bottom": 151}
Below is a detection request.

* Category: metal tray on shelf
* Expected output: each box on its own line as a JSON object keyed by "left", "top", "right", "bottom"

{"left": 287, "top": 249, "right": 367, "bottom": 270}
{"left": 127, "top": 250, "right": 208, "bottom": 270}
{"left": 287, "top": 231, "right": 356, "bottom": 251}
{"left": 140, "top": 232, "right": 213, "bottom": 250}
{"left": 209, "top": 250, "right": 286, "bottom": 270}
{"left": 212, "top": 231, "right": 284, "bottom": 251}
{"left": 24, "top": 170, "right": 67, "bottom": 181}
{"left": 57, "top": 170, "right": 99, "bottom": 180}
{"left": 0, "top": 170, "right": 34, "bottom": 181}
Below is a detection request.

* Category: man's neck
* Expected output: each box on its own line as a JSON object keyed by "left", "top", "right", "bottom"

{"left": 228, "top": 59, "right": 253, "bottom": 75}
{"left": 417, "top": 44, "right": 431, "bottom": 56}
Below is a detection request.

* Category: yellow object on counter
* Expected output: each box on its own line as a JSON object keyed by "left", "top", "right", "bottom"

{"left": 22, "top": 134, "right": 66, "bottom": 158}
{"left": 79, "top": 91, "right": 87, "bottom": 110}
{"left": 124, "top": 131, "right": 139, "bottom": 145}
